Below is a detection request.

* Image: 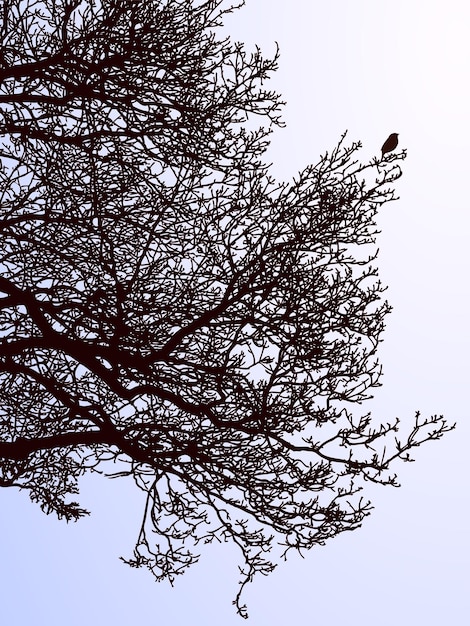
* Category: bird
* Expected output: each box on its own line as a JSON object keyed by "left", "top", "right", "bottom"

{"left": 381, "top": 133, "right": 399, "bottom": 157}
{"left": 89, "top": 287, "right": 107, "bottom": 303}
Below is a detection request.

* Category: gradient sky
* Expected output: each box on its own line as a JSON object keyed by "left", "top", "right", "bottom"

{"left": 2, "top": 1, "right": 469, "bottom": 624}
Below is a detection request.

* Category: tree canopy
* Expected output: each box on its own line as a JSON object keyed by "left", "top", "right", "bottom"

{"left": 0, "top": 0, "right": 453, "bottom": 617}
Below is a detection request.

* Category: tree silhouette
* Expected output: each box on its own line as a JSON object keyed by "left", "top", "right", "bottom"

{"left": 0, "top": 0, "right": 453, "bottom": 618}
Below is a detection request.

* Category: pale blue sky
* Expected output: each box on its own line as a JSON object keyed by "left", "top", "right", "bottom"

{"left": 1, "top": 1, "right": 469, "bottom": 624}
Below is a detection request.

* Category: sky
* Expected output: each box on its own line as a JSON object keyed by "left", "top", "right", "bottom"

{"left": 1, "top": 1, "right": 469, "bottom": 624}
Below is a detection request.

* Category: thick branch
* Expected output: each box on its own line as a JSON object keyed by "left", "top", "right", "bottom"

{"left": 0, "top": 431, "right": 108, "bottom": 461}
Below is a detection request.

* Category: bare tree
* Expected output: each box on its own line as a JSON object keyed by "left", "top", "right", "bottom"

{"left": 0, "top": 0, "right": 453, "bottom": 618}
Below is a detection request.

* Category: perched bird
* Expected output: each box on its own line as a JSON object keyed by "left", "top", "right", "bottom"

{"left": 381, "top": 133, "right": 399, "bottom": 157}
{"left": 89, "top": 287, "right": 107, "bottom": 303}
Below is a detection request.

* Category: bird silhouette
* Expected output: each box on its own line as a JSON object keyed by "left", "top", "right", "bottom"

{"left": 381, "top": 133, "right": 399, "bottom": 157}
{"left": 89, "top": 287, "right": 107, "bottom": 303}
